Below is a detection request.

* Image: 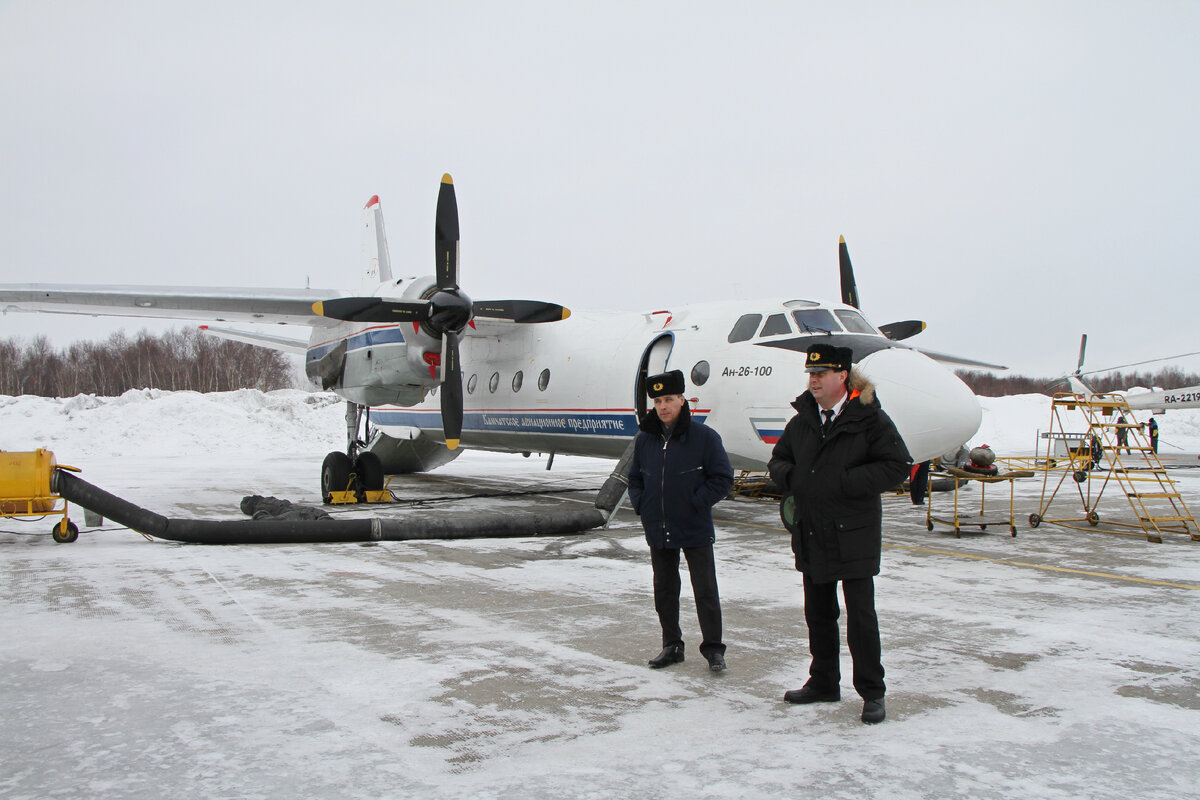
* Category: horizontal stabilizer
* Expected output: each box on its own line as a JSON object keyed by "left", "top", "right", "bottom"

{"left": 198, "top": 325, "right": 308, "bottom": 355}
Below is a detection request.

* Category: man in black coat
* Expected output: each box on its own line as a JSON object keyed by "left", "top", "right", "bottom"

{"left": 628, "top": 369, "right": 735, "bottom": 672}
{"left": 768, "top": 344, "right": 911, "bottom": 723}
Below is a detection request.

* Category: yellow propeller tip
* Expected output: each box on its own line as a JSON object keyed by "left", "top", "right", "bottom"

{"left": 446, "top": 439, "right": 460, "bottom": 450}
{"left": 441, "top": 173, "right": 453, "bottom": 185}
{"left": 839, "top": 235, "right": 846, "bottom": 244}
{"left": 562, "top": 308, "right": 572, "bottom": 320}
{"left": 312, "top": 301, "right": 324, "bottom": 315}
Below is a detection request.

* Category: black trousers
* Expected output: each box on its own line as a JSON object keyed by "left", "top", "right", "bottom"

{"left": 802, "top": 574, "right": 885, "bottom": 700}
{"left": 650, "top": 545, "right": 725, "bottom": 657}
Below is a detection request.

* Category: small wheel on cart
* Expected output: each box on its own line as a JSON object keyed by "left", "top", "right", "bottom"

{"left": 1028, "top": 512, "right": 1041, "bottom": 528}
{"left": 1010, "top": 525, "right": 1018, "bottom": 537}
{"left": 1087, "top": 510, "right": 1100, "bottom": 526}
{"left": 980, "top": 524, "right": 988, "bottom": 530}
{"left": 51, "top": 520, "right": 79, "bottom": 544}
{"left": 926, "top": 520, "right": 934, "bottom": 531}
{"left": 1073, "top": 470, "right": 1087, "bottom": 483}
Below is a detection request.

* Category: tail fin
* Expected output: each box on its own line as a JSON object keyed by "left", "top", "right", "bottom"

{"left": 361, "top": 195, "right": 393, "bottom": 290}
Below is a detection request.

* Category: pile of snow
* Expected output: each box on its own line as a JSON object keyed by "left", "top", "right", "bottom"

{"left": 0, "top": 388, "right": 345, "bottom": 460}
{"left": 970, "top": 393, "right": 1200, "bottom": 457}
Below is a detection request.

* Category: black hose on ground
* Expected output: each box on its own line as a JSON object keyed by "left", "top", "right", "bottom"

{"left": 52, "top": 469, "right": 605, "bottom": 544}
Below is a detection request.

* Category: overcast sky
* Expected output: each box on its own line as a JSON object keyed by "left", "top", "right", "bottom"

{"left": 1, "top": 1, "right": 1197, "bottom": 377}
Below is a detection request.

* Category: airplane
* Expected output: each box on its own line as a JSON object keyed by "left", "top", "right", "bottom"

{"left": 0, "top": 174, "right": 991, "bottom": 501}
{"left": 1063, "top": 334, "right": 1200, "bottom": 412}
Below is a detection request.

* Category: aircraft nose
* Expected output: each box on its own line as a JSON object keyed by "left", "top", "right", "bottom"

{"left": 855, "top": 347, "right": 981, "bottom": 462}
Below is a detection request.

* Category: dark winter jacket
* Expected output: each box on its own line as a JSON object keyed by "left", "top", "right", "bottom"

{"left": 768, "top": 375, "right": 911, "bottom": 583}
{"left": 628, "top": 404, "right": 734, "bottom": 549}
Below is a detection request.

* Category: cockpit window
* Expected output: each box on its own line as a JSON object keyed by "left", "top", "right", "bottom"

{"left": 728, "top": 313, "right": 762, "bottom": 343}
{"left": 791, "top": 309, "right": 841, "bottom": 334}
{"left": 759, "top": 313, "right": 792, "bottom": 337}
{"left": 835, "top": 309, "right": 877, "bottom": 335}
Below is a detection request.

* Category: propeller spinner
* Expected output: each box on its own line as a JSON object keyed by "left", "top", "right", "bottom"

{"left": 312, "top": 174, "right": 570, "bottom": 450}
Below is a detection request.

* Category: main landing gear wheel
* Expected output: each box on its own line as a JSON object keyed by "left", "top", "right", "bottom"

{"left": 51, "top": 520, "right": 79, "bottom": 543}
{"left": 321, "top": 452, "right": 353, "bottom": 504}
{"left": 1028, "top": 512, "right": 1042, "bottom": 528}
{"left": 354, "top": 452, "right": 384, "bottom": 498}
{"left": 1073, "top": 470, "right": 1087, "bottom": 483}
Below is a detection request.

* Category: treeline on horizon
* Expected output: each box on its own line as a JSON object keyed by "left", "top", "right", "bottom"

{"left": 956, "top": 368, "right": 1200, "bottom": 397}
{"left": 0, "top": 329, "right": 296, "bottom": 397}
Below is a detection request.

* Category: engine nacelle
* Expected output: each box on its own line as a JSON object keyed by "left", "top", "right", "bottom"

{"left": 400, "top": 276, "right": 448, "bottom": 384}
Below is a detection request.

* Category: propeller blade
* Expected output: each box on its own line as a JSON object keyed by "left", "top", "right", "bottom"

{"left": 1076, "top": 334, "right": 1088, "bottom": 373}
{"left": 472, "top": 300, "right": 572, "bottom": 324}
{"left": 878, "top": 319, "right": 926, "bottom": 341}
{"left": 839, "top": 236, "right": 860, "bottom": 309}
{"left": 440, "top": 331, "right": 463, "bottom": 450}
{"left": 435, "top": 173, "right": 460, "bottom": 291}
{"left": 313, "top": 297, "right": 427, "bottom": 323}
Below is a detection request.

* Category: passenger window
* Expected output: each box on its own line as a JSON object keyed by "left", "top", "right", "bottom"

{"left": 834, "top": 309, "right": 878, "bottom": 334}
{"left": 791, "top": 309, "right": 842, "bottom": 334}
{"left": 538, "top": 369, "right": 550, "bottom": 391}
{"left": 512, "top": 370, "right": 524, "bottom": 392}
{"left": 727, "top": 313, "right": 762, "bottom": 343}
{"left": 691, "top": 361, "right": 710, "bottom": 386}
{"left": 759, "top": 313, "right": 791, "bottom": 337}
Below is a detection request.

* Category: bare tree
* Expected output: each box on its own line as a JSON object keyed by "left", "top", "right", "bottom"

{"left": 0, "top": 328, "right": 297, "bottom": 397}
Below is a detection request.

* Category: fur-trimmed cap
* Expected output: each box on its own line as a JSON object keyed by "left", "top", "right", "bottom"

{"left": 805, "top": 343, "right": 853, "bottom": 373}
{"left": 646, "top": 369, "right": 686, "bottom": 398}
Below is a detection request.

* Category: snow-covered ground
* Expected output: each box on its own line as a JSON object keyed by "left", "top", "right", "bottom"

{"left": 2, "top": 389, "right": 1199, "bottom": 799}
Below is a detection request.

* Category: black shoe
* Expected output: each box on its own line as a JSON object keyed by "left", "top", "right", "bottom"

{"left": 648, "top": 644, "right": 685, "bottom": 669}
{"left": 783, "top": 684, "right": 840, "bottom": 704}
{"left": 706, "top": 652, "right": 726, "bottom": 672}
{"left": 861, "top": 697, "right": 886, "bottom": 724}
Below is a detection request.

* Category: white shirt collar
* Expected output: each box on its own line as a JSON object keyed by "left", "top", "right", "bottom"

{"left": 818, "top": 392, "right": 849, "bottom": 422}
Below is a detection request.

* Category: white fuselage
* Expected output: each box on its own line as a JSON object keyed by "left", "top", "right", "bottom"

{"left": 306, "top": 298, "right": 982, "bottom": 467}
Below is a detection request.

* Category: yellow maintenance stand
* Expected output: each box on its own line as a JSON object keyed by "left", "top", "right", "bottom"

{"left": 0, "top": 449, "right": 82, "bottom": 543}
{"left": 1029, "top": 393, "right": 1200, "bottom": 543}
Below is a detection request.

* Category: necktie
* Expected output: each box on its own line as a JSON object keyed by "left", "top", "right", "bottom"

{"left": 821, "top": 409, "right": 835, "bottom": 437}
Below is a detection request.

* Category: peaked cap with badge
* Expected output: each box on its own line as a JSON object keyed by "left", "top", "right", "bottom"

{"left": 804, "top": 343, "right": 854, "bottom": 373}
{"left": 646, "top": 369, "right": 686, "bottom": 398}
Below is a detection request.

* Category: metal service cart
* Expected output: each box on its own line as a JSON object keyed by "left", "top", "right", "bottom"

{"left": 926, "top": 466, "right": 1034, "bottom": 538}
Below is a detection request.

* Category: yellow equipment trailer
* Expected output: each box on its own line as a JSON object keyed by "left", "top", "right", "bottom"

{"left": 0, "top": 449, "right": 82, "bottom": 543}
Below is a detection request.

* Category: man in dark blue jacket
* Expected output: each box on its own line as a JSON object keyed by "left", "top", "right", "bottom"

{"left": 628, "top": 369, "right": 734, "bottom": 672}
{"left": 768, "top": 344, "right": 910, "bottom": 723}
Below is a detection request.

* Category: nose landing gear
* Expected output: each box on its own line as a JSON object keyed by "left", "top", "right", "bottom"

{"left": 321, "top": 403, "right": 391, "bottom": 504}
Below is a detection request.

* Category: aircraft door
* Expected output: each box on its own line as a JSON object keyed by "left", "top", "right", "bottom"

{"left": 634, "top": 334, "right": 674, "bottom": 423}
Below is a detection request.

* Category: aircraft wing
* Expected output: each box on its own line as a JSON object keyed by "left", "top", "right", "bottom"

{"left": 0, "top": 284, "right": 340, "bottom": 328}
{"left": 915, "top": 347, "right": 1007, "bottom": 370}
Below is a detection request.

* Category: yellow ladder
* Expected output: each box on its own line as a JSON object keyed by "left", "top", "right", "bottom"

{"left": 1031, "top": 394, "right": 1200, "bottom": 543}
